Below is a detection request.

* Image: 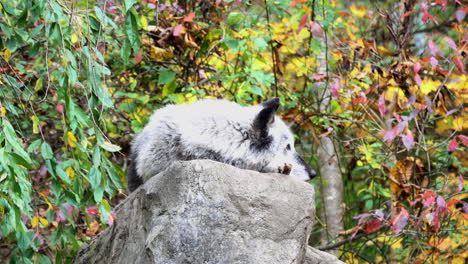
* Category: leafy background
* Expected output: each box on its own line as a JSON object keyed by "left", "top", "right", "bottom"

{"left": 0, "top": 0, "right": 466, "bottom": 263}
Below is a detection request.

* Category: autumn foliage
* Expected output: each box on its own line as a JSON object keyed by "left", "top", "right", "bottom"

{"left": 0, "top": 0, "right": 466, "bottom": 263}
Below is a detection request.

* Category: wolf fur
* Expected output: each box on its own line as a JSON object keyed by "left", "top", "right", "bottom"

{"left": 127, "top": 98, "right": 316, "bottom": 192}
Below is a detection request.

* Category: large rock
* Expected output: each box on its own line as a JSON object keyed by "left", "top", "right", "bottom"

{"left": 73, "top": 160, "right": 342, "bottom": 264}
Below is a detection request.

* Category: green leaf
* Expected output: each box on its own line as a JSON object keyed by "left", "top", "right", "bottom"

{"left": 100, "top": 142, "right": 121, "bottom": 152}
{"left": 0, "top": 24, "right": 13, "bottom": 38}
{"left": 9, "top": 153, "right": 33, "bottom": 169}
{"left": 49, "top": 23, "right": 62, "bottom": 47}
{"left": 27, "top": 139, "right": 42, "bottom": 153}
{"left": 124, "top": 11, "right": 140, "bottom": 53}
{"left": 41, "top": 142, "right": 54, "bottom": 160}
{"left": 123, "top": 0, "right": 136, "bottom": 13}
{"left": 249, "top": 85, "right": 264, "bottom": 96}
{"left": 89, "top": 166, "right": 101, "bottom": 188}
{"left": 92, "top": 147, "right": 101, "bottom": 166}
{"left": 253, "top": 38, "right": 268, "bottom": 49}
{"left": 158, "top": 68, "right": 176, "bottom": 85}
{"left": 3, "top": 119, "right": 32, "bottom": 163}
{"left": 56, "top": 167, "right": 70, "bottom": 184}
{"left": 37, "top": 254, "right": 52, "bottom": 264}
{"left": 94, "top": 186, "right": 104, "bottom": 203}
{"left": 121, "top": 39, "right": 131, "bottom": 65}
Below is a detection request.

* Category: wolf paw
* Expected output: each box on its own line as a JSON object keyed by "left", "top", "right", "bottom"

{"left": 278, "top": 163, "right": 292, "bottom": 175}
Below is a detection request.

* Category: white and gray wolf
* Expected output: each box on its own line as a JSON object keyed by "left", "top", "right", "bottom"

{"left": 127, "top": 98, "right": 316, "bottom": 191}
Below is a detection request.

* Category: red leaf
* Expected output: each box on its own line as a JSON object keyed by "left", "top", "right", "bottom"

{"left": 310, "top": 21, "right": 325, "bottom": 38}
{"left": 32, "top": 232, "right": 45, "bottom": 245}
{"left": 330, "top": 79, "right": 340, "bottom": 98}
{"left": 430, "top": 56, "right": 438, "bottom": 68}
{"left": 458, "top": 174, "right": 464, "bottom": 192}
{"left": 86, "top": 206, "right": 99, "bottom": 216}
{"left": 401, "top": 130, "right": 414, "bottom": 150}
{"left": 298, "top": 13, "right": 309, "bottom": 31}
{"left": 337, "top": 11, "right": 350, "bottom": 16}
{"left": 352, "top": 97, "right": 368, "bottom": 104}
{"left": 422, "top": 191, "right": 437, "bottom": 207}
{"left": 445, "top": 37, "right": 457, "bottom": 50}
{"left": 365, "top": 219, "right": 381, "bottom": 234}
{"left": 447, "top": 199, "right": 461, "bottom": 208}
{"left": 107, "top": 212, "right": 116, "bottom": 226}
{"left": 311, "top": 74, "right": 326, "bottom": 80}
{"left": 421, "top": 2, "right": 438, "bottom": 24}
{"left": 390, "top": 208, "right": 409, "bottom": 234}
{"left": 448, "top": 137, "right": 458, "bottom": 152}
{"left": 413, "top": 62, "right": 422, "bottom": 86}
{"left": 402, "top": 10, "right": 415, "bottom": 18}
{"left": 320, "top": 127, "right": 333, "bottom": 137}
{"left": 378, "top": 95, "right": 386, "bottom": 117}
{"left": 290, "top": 0, "right": 306, "bottom": 8}
{"left": 458, "top": 135, "right": 468, "bottom": 147}
{"left": 415, "top": 74, "right": 421, "bottom": 86}
{"left": 133, "top": 51, "right": 143, "bottom": 64}
{"left": 436, "top": 196, "right": 447, "bottom": 214}
{"left": 55, "top": 104, "right": 64, "bottom": 113}
{"left": 183, "top": 12, "right": 196, "bottom": 22}
{"left": 455, "top": 9, "right": 466, "bottom": 23}
{"left": 428, "top": 40, "right": 438, "bottom": 56}
{"left": 56, "top": 203, "right": 73, "bottom": 222}
{"left": 417, "top": 207, "right": 431, "bottom": 226}
{"left": 451, "top": 55, "right": 466, "bottom": 73}
{"left": 173, "top": 24, "right": 183, "bottom": 36}
{"left": 413, "top": 62, "right": 421, "bottom": 73}
{"left": 382, "top": 126, "right": 399, "bottom": 142}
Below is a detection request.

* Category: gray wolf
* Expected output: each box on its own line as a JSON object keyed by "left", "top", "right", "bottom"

{"left": 127, "top": 98, "right": 316, "bottom": 191}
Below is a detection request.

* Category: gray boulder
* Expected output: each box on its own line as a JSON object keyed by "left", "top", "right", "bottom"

{"left": 73, "top": 160, "right": 343, "bottom": 264}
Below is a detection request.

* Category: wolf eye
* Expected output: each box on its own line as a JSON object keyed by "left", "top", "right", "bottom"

{"left": 286, "top": 144, "right": 291, "bottom": 151}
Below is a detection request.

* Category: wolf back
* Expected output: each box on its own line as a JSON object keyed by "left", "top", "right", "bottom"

{"left": 127, "top": 98, "right": 316, "bottom": 192}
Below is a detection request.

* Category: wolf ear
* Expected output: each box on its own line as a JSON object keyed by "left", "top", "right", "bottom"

{"left": 253, "top": 98, "right": 280, "bottom": 133}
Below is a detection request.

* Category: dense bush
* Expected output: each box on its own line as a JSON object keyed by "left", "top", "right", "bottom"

{"left": 0, "top": 0, "right": 466, "bottom": 263}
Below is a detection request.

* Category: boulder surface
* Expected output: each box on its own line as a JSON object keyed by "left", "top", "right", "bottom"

{"left": 73, "top": 160, "right": 343, "bottom": 264}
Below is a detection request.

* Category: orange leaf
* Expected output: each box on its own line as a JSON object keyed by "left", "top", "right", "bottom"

{"left": 133, "top": 51, "right": 143, "bottom": 64}
{"left": 451, "top": 55, "right": 466, "bottom": 73}
{"left": 401, "top": 10, "right": 415, "bottom": 18}
{"left": 290, "top": 0, "right": 307, "bottom": 8}
{"left": 337, "top": 11, "right": 350, "bottom": 16}
{"left": 183, "top": 12, "right": 195, "bottom": 22}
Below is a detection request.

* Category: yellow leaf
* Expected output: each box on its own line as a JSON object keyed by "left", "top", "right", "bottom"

{"left": 43, "top": 197, "right": 53, "bottom": 209}
{"left": 452, "top": 116, "right": 466, "bottom": 131}
{"left": 31, "top": 116, "right": 40, "bottom": 134}
{"left": 31, "top": 216, "right": 38, "bottom": 228}
{"left": 140, "top": 16, "right": 148, "bottom": 30}
{"left": 383, "top": 86, "right": 405, "bottom": 102}
{"left": 34, "top": 78, "right": 43, "bottom": 91}
{"left": 150, "top": 46, "right": 173, "bottom": 60}
{"left": 67, "top": 131, "right": 77, "bottom": 148}
{"left": 4, "top": 49, "right": 11, "bottom": 61}
{"left": 39, "top": 217, "right": 49, "bottom": 227}
{"left": 0, "top": 106, "right": 6, "bottom": 117}
{"left": 350, "top": 4, "right": 367, "bottom": 18}
{"left": 71, "top": 33, "right": 78, "bottom": 44}
{"left": 66, "top": 167, "right": 75, "bottom": 179}
{"left": 419, "top": 78, "right": 441, "bottom": 95}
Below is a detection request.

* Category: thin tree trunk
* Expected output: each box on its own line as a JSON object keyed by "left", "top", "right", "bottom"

{"left": 315, "top": 25, "right": 344, "bottom": 254}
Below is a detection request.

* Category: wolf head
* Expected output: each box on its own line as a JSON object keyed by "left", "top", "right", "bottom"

{"left": 250, "top": 98, "right": 317, "bottom": 181}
